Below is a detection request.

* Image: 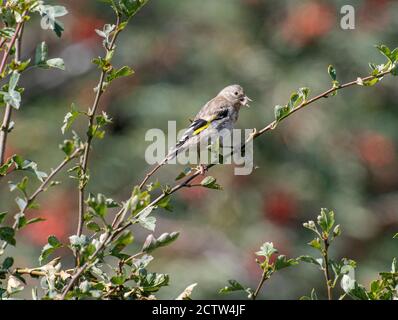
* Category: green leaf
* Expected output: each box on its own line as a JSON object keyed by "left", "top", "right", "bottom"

{"left": 95, "top": 111, "right": 112, "bottom": 127}
{"left": 86, "top": 221, "right": 101, "bottom": 232}
{"left": 9, "top": 72, "right": 20, "bottom": 91}
{"left": 300, "top": 288, "right": 318, "bottom": 300}
{"left": 391, "top": 258, "right": 398, "bottom": 273}
{"left": 86, "top": 193, "right": 118, "bottom": 218}
{"left": 111, "top": 230, "right": 134, "bottom": 254}
{"left": 328, "top": 65, "right": 337, "bottom": 81}
{"left": 25, "top": 217, "right": 46, "bottom": 226}
{"left": 357, "top": 77, "right": 380, "bottom": 86}
{"left": 345, "top": 280, "right": 369, "bottom": 300}
{"left": 0, "top": 72, "right": 21, "bottom": 109}
{"left": 119, "top": 0, "right": 149, "bottom": 18}
{"left": 298, "top": 87, "right": 310, "bottom": 101}
{"left": 45, "top": 58, "right": 65, "bottom": 70}
{"left": 15, "top": 196, "right": 28, "bottom": 211}
{"left": 142, "top": 232, "right": 179, "bottom": 253}
{"left": 61, "top": 103, "right": 81, "bottom": 134}
{"left": 0, "top": 211, "right": 7, "bottom": 224}
{"left": 59, "top": 140, "right": 75, "bottom": 156}
{"left": 0, "top": 158, "right": 13, "bottom": 176}
{"left": 48, "top": 235, "right": 61, "bottom": 247}
{"left": 274, "top": 104, "right": 289, "bottom": 122}
{"left": 156, "top": 196, "right": 173, "bottom": 212}
{"left": 9, "top": 176, "right": 28, "bottom": 194}
{"left": 137, "top": 206, "right": 156, "bottom": 231}
{"left": 0, "top": 227, "right": 16, "bottom": 246}
{"left": 219, "top": 279, "right": 246, "bottom": 294}
{"left": 274, "top": 255, "right": 298, "bottom": 270}
{"left": 256, "top": 242, "right": 278, "bottom": 258}
{"left": 0, "top": 27, "right": 15, "bottom": 39}
{"left": 35, "top": 4, "right": 68, "bottom": 37}
{"left": 308, "top": 238, "right": 322, "bottom": 251}
{"left": 376, "top": 44, "right": 392, "bottom": 62}
{"left": 35, "top": 42, "right": 48, "bottom": 65}
{"left": 332, "top": 224, "right": 341, "bottom": 239}
{"left": 11, "top": 158, "right": 48, "bottom": 182}
{"left": 2, "top": 257, "right": 14, "bottom": 269}
{"left": 317, "top": 208, "right": 335, "bottom": 233}
{"left": 288, "top": 92, "right": 300, "bottom": 109}
{"left": 107, "top": 66, "right": 134, "bottom": 82}
{"left": 200, "top": 176, "right": 222, "bottom": 190}
{"left": 175, "top": 167, "right": 192, "bottom": 180}
{"left": 110, "top": 275, "right": 126, "bottom": 286}
{"left": 390, "top": 61, "right": 398, "bottom": 76}
{"left": 298, "top": 255, "right": 323, "bottom": 267}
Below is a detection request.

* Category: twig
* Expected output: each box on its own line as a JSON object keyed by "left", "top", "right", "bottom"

{"left": 139, "top": 69, "right": 393, "bottom": 187}
{"left": 252, "top": 270, "right": 269, "bottom": 300}
{"left": 0, "top": 148, "right": 82, "bottom": 251}
{"left": 14, "top": 268, "right": 73, "bottom": 278}
{"left": 0, "top": 14, "right": 25, "bottom": 78}
{"left": 138, "top": 161, "right": 164, "bottom": 190}
{"left": 0, "top": 20, "right": 25, "bottom": 165}
{"left": 76, "top": 13, "right": 122, "bottom": 239}
{"left": 322, "top": 237, "right": 332, "bottom": 300}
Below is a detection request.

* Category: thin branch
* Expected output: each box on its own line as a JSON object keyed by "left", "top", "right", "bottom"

{"left": 13, "top": 268, "right": 73, "bottom": 278}
{"left": 322, "top": 237, "right": 332, "bottom": 300}
{"left": 0, "top": 15, "right": 24, "bottom": 78}
{"left": 252, "top": 270, "right": 269, "bottom": 300}
{"left": 0, "top": 148, "right": 82, "bottom": 251}
{"left": 0, "top": 20, "right": 25, "bottom": 165}
{"left": 76, "top": 13, "right": 122, "bottom": 239}
{"left": 138, "top": 161, "right": 164, "bottom": 190}
{"left": 139, "top": 69, "right": 393, "bottom": 188}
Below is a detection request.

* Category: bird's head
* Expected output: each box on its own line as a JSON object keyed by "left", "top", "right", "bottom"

{"left": 218, "top": 84, "right": 252, "bottom": 107}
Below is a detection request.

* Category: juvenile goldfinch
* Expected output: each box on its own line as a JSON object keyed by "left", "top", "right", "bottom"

{"left": 166, "top": 84, "right": 251, "bottom": 172}
{"left": 139, "top": 84, "right": 251, "bottom": 188}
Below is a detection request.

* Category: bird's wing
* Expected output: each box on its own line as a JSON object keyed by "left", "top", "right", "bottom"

{"left": 175, "top": 107, "right": 229, "bottom": 149}
{"left": 166, "top": 96, "right": 231, "bottom": 160}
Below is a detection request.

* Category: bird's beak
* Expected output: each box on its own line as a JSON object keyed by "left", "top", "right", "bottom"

{"left": 241, "top": 95, "right": 252, "bottom": 108}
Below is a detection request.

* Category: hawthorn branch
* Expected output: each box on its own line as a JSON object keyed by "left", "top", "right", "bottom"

{"left": 138, "top": 161, "right": 164, "bottom": 190}
{"left": 0, "top": 148, "right": 82, "bottom": 251}
{"left": 322, "top": 237, "right": 332, "bottom": 300}
{"left": 13, "top": 268, "right": 73, "bottom": 278}
{"left": 76, "top": 13, "right": 122, "bottom": 239}
{"left": 0, "top": 19, "right": 25, "bottom": 165}
{"left": 252, "top": 271, "right": 269, "bottom": 300}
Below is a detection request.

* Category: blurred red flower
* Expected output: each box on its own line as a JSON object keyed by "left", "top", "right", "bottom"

{"left": 281, "top": 1, "right": 335, "bottom": 47}
{"left": 357, "top": 132, "right": 396, "bottom": 168}
{"left": 21, "top": 191, "right": 74, "bottom": 246}
{"left": 359, "top": 0, "right": 391, "bottom": 31}
{"left": 262, "top": 189, "right": 298, "bottom": 224}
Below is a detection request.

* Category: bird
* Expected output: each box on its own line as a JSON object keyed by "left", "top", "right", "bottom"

{"left": 139, "top": 84, "right": 251, "bottom": 189}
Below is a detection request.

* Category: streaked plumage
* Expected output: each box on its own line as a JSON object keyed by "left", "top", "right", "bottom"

{"left": 165, "top": 84, "right": 251, "bottom": 162}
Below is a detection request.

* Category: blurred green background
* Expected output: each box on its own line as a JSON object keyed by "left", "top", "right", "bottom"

{"left": 2, "top": 0, "right": 398, "bottom": 299}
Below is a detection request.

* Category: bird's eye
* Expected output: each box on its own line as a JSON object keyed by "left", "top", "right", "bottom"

{"left": 234, "top": 91, "right": 238, "bottom": 96}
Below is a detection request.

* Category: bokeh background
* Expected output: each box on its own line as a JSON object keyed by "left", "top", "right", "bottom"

{"left": 2, "top": 0, "right": 398, "bottom": 299}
